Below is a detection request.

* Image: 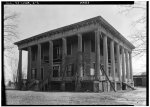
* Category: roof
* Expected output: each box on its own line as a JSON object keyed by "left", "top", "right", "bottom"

{"left": 14, "top": 16, "right": 135, "bottom": 49}
{"left": 134, "top": 72, "right": 146, "bottom": 76}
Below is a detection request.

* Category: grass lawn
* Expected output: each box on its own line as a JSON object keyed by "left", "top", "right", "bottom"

{"left": 6, "top": 87, "right": 146, "bottom": 105}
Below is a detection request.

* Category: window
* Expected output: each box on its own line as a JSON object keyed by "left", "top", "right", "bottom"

{"left": 41, "top": 68, "right": 44, "bottom": 80}
{"left": 100, "top": 64, "right": 104, "bottom": 76}
{"left": 53, "top": 65, "right": 60, "bottom": 77}
{"left": 66, "top": 64, "right": 74, "bottom": 77}
{"left": 67, "top": 44, "right": 72, "bottom": 55}
{"left": 91, "top": 39, "right": 95, "bottom": 52}
{"left": 82, "top": 40, "right": 85, "bottom": 52}
{"left": 44, "top": 56, "right": 49, "bottom": 63}
{"left": 82, "top": 63, "right": 85, "bottom": 76}
{"left": 32, "top": 50, "right": 37, "bottom": 61}
{"left": 31, "top": 68, "right": 37, "bottom": 79}
{"left": 90, "top": 63, "right": 95, "bottom": 76}
{"left": 53, "top": 46, "right": 61, "bottom": 59}
{"left": 108, "top": 66, "right": 111, "bottom": 76}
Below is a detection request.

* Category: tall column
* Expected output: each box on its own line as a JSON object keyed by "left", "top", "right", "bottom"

{"left": 37, "top": 44, "right": 41, "bottom": 80}
{"left": 129, "top": 52, "right": 133, "bottom": 82}
{"left": 116, "top": 44, "right": 121, "bottom": 81}
{"left": 17, "top": 49, "right": 22, "bottom": 90}
{"left": 95, "top": 30, "right": 101, "bottom": 80}
{"left": 121, "top": 47, "right": 126, "bottom": 90}
{"left": 125, "top": 50, "right": 130, "bottom": 83}
{"left": 61, "top": 38, "right": 67, "bottom": 91}
{"left": 27, "top": 47, "right": 31, "bottom": 81}
{"left": 78, "top": 34, "right": 83, "bottom": 77}
{"left": 75, "top": 34, "right": 82, "bottom": 91}
{"left": 110, "top": 40, "right": 116, "bottom": 90}
{"left": 103, "top": 35, "right": 109, "bottom": 91}
{"left": 49, "top": 41, "right": 53, "bottom": 79}
{"left": 116, "top": 44, "right": 122, "bottom": 90}
{"left": 48, "top": 40, "right": 53, "bottom": 90}
{"left": 103, "top": 36, "right": 108, "bottom": 76}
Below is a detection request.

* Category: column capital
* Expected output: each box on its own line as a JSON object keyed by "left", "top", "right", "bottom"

{"left": 49, "top": 40, "right": 53, "bottom": 45}
{"left": 128, "top": 51, "right": 132, "bottom": 54}
{"left": 110, "top": 39, "right": 114, "bottom": 44}
{"left": 116, "top": 43, "right": 120, "bottom": 48}
{"left": 77, "top": 33, "right": 82, "bottom": 37}
{"left": 19, "top": 49, "right": 22, "bottom": 51}
{"left": 38, "top": 43, "right": 41, "bottom": 47}
{"left": 62, "top": 37, "right": 66, "bottom": 40}
{"left": 94, "top": 28, "right": 101, "bottom": 34}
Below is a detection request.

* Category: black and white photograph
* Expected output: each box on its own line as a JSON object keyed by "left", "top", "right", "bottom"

{"left": 2, "top": 1, "right": 148, "bottom": 105}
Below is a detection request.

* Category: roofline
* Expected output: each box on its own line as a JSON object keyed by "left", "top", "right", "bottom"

{"left": 14, "top": 16, "right": 135, "bottom": 49}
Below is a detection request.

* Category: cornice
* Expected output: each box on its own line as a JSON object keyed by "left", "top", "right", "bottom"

{"left": 14, "top": 16, "right": 135, "bottom": 49}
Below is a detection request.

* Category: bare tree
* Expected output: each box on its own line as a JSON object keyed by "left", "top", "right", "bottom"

{"left": 118, "top": 2, "right": 146, "bottom": 57}
{"left": 4, "top": 6, "right": 19, "bottom": 55}
{"left": 4, "top": 6, "right": 20, "bottom": 86}
{"left": 9, "top": 58, "right": 18, "bottom": 83}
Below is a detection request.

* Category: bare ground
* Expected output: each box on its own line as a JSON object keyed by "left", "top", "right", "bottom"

{"left": 6, "top": 87, "right": 146, "bottom": 105}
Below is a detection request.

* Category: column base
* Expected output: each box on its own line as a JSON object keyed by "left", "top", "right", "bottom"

{"left": 116, "top": 82, "right": 122, "bottom": 91}
{"left": 48, "top": 82, "right": 51, "bottom": 91}
{"left": 75, "top": 82, "right": 81, "bottom": 92}
{"left": 122, "top": 82, "right": 127, "bottom": 90}
{"left": 34, "top": 80, "right": 40, "bottom": 91}
{"left": 110, "top": 81, "right": 117, "bottom": 91}
{"left": 93, "top": 81, "right": 103, "bottom": 92}
{"left": 61, "top": 82, "right": 65, "bottom": 91}
{"left": 130, "top": 81, "right": 134, "bottom": 87}
{"left": 102, "top": 81, "right": 110, "bottom": 92}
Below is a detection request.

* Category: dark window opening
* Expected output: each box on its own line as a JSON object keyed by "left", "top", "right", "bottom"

{"left": 53, "top": 46, "right": 61, "bottom": 60}
{"left": 66, "top": 64, "right": 74, "bottom": 77}
{"left": 44, "top": 56, "right": 49, "bottom": 63}
{"left": 32, "top": 49, "right": 37, "bottom": 61}
{"left": 67, "top": 44, "right": 72, "bottom": 55}
{"left": 100, "top": 64, "right": 104, "bottom": 76}
{"left": 41, "top": 48, "right": 43, "bottom": 60}
{"left": 82, "top": 40, "right": 85, "bottom": 52}
{"left": 82, "top": 63, "right": 85, "bottom": 76}
{"left": 53, "top": 65, "right": 59, "bottom": 77}
{"left": 31, "top": 68, "right": 37, "bottom": 79}
{"left": 41, "top": 68, "right": 44, "bottom": 80}
{"left": 91, "top": 39, "right": 95, "bottom": 52}
{"left": 108, "top": 67, "right": 111, "bottom": 76}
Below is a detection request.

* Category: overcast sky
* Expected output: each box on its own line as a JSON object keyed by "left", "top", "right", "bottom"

{"left": 5, "top": 2, "right": 146, "bottom": 81}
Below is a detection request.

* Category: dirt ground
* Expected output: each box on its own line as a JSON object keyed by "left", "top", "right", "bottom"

{"left": 6, "top": 87, "right": 146, "bottom": 105}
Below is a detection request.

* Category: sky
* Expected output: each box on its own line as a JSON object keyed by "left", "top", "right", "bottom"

{"left": 4, "top": 2, "right": 146, "bottom": 81}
